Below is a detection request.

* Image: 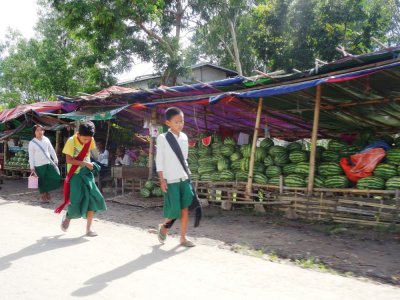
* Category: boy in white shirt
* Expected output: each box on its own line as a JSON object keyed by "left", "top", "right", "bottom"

{"left": 156, "top": 107, "right": 195, "bottom": 247}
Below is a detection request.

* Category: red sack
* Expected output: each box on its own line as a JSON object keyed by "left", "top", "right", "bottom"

{"left": 340, "top": 148, "right": 386, "bottom": 182}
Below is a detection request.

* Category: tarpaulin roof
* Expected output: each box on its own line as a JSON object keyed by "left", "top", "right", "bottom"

{"left": 54, "top": 105, "right": 131, "bottom": 121}
{"left": 56, "top": 46, "right": 400, "bottom": 139}
{"left": 0, "top": 101, "right": 63, "bottom": 123}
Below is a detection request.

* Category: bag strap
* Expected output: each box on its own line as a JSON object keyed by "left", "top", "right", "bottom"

{"left": 31, "top": 139, "right": 57, "bottom": 167}
{"left": 165, "top": 132, "right": 191, "bottom": 180}
{"left": 65, "top": 141, "right": 91, "bottom": 181}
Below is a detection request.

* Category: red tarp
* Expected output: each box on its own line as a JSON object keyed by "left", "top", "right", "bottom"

{"left": 0, "top": 101, "right": 62, "bottom": 123}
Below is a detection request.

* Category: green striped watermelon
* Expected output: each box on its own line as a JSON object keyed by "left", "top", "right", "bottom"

{"left": 263, "top": 155, "right": 274, "bottom": 167}
{"left": 240, "top": 144, "right": 252, "bottom": 158}
{"left": 217, "top": 158, "right": 230, "bottom": 171}
{"left": 294, "top": 162, "right": 310, "bottom": 175}
{"left": 274, "top": 152, "right": 290, "bottom": 166}
{"left": 328, "top": 139, "right": 347, "bottom": 151}
{"left": 266, "top": 166, "right": 282, "bottom": 178}
{"left": 386, "top": 149, "right": 400, "bottom": 165}
{"left": 322, "top": 150, "right": 340, "bottom": 162}
{"left": 223, "top": 137, "right": 236, "bottom": 145}
{"left": 269, "top": 146, "right": 288, "bottom": 157}
{"left": 318, "top": 163, "right": 343, "bottom": 176}
{"left": 305, "top": 175, "right": 325, "bottom": 188}
{"left": 230, "top": 152, "right": 242, "bottom": 162}
{"left": 140, "top": 188, "right": 151, "bottom": 198}
{"left": 236, "top": 171, "right": 248, "bottom": 182}
{"left": 255, "top": 147, "right": 267, "bottom": 162}
{"left": 254, "top": 173, "right": 268, "bottom": 184}
{"left": 260, "top": 138, "right": 274, "bottom": 148}
{"left": 284, "top": 175, "right": 306, "bottom": 187}
{"left": 282, "top": 164, "right": 297, "bottom": 175}
{"left": 220, "top": 170, "right": 235, "bottom": 181}
{"left": 268, "top": 177, "right": 281, "bottom": 186}
{"left": 289, "top": 150, "right": 308, "bottom": 163}
{"left": 286, "top": 142, "right": 302, "bottom": 151}
{"left": 373, "top": 163, "right": 397, "bottom": 179}
{"left": 221, "top": 144, "right": 235, "bottom": 157}
{"left": 357, "top": 176, "right": 385, "bottom": 190}
{"left": 324, "top": 176, "right": 349, "bottom": 188}
{"left": 385, "top": 176, "right": 400, "bottom": 190}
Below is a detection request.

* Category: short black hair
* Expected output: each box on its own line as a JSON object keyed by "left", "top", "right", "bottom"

{"left": 78, "top": 121, "right": 95, "bottom": 137}
{"left": 165, "top": 107, "right": 183, "bottom": 121}
{"left": 32, "top": 124, "right": 44, "bottom": 138}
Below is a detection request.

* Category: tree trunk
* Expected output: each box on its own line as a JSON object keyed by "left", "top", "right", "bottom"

{"left": 229, "top": 19, "right": 243, "bottom": 76}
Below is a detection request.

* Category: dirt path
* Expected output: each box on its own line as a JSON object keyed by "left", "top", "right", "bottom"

{"left": 1, "top": 178, "right": 400, "bottom": 286}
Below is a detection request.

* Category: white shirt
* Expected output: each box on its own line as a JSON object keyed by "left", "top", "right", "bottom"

{"left": 156, "top": 130, "right": 189, "bottom": 183}
{"left": 115, "top": 154, "right": 132, "bottom": 166}
{"left": 28, "top": 136, "right": 58, "bottom": 169}
{"left": 98, "top": 149, "right": 109, "bottom": 165}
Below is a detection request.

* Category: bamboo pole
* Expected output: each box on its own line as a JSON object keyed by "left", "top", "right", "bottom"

{"left": 148, "top": 108, "right": 157, "bottom": 179}
{"left": 55, "top": 130, "right": 61, "bottom": 155}
{"left": 105, "top": 121, "right": 111, "bottom": 149}
{"left": 245, "top": 97, "right": 263, "bottom": 200}
{"left": 307, "top": 85, "right": 322, "bottom": 193}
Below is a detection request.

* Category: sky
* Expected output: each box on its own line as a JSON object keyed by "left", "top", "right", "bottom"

{"left": 0, "top": 0, "right": 153, "bottom": 82}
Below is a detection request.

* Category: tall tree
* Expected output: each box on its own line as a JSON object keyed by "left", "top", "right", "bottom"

{"left": 50, "top": 0, "right": 199, "bottom": 86}
{"left": 0, "top": 2, "right": 112, "bottom": 107}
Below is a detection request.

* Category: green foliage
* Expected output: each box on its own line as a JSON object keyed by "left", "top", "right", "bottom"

{"left": 0, "top": 2, "right": 114, "bottom": 106}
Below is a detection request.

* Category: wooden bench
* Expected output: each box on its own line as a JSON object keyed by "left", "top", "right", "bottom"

{"left": 111, "top": 166, "right": 149, "bottom": 195}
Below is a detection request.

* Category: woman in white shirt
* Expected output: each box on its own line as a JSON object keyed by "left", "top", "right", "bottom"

{"left": 115, "top": 147, "right": 132, "bottom": 166}
{"left": 28, "top": 125, "right": 61, "bottom": 203}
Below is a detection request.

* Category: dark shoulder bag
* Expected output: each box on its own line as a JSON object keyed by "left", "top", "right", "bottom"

{"left": 165, "top": 132, "right": 202, "bottom": 227}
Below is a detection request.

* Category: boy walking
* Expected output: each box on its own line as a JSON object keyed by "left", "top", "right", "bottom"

{"left": 58, "top": 121, "right": 107, "bottom": 236}
{"left": 156, "top": 107, "right": 195, "bottom": 247}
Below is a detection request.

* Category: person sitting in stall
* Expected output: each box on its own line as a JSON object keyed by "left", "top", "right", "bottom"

{"left": 95, "top": 140, "right": 110, "bottom": 177}
{"left": 115, "top": 146, "right": 132, "bottom": 166}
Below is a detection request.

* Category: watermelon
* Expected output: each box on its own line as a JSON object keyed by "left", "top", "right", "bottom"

{"left": 265, "top": 166, "right": 282, "bottom": 178}
{"left": 231, "top": 160, "right": 242, "bottom": 171}
{"left": 211, "top": 173, "right": 221, "bottom": 181}
{"left": 357, "top": 176, "right": 385, "bottom": 190}
{"left": 286, "top": 142, "right": 302, "bottom": 151}
{"left": 260, "top": 138, "right": 274, "bottom": 148}
{"left": 140, "top": 188, "right": 151, "bottom": 198}
{"left": 274, "top": 152, "right": 290, "bottom": 166}
{"left": 254, "top": 162, "right": 265, "bottom": 174}
{"left": 223, "top": 137, "right": 236, "bottom": 145}
{"left": 240, "top": 144, "right": 252, "bottom": 158}
{"left": 269, "top": 146, "right": 288, "bottom": 157}
{"left": 289, "top": 150, "right": 308, "bottom": 163}
{"left": 144, "top": 181, "right": 155, "bottom": 190}
{"left": 188, "top": 141, "right": 197, "bottom": 148}
{"left": 373, "top": 163, "right": 397, "bottom": 179}
{"left": 201, "top": 136, "right": 212, "bottom": 147}
{"left": 318, "top": 163, "right": 343, "bottom": 176}
{"left": 236, "top": 171, "right": 248, "bottom": 182}
{"left": 241, "top": 157, "right": 250, "bottom": 172}
{"left": 385, "top": 176, "right": 400, "bottom": 190}
{"left": 217, "top": 158, "right": 230, "bottom": 171}
{"left": 328, "top": 139, "right": 347, "bottom": 151}
{"left": 385, "top": 149, "right": 400, "bottom": 165}
{"left": 294, "top": 162, "right": 310, "bottom": 175}
{"left": 220, "top": 170, "right": 235, "bottom": 181}
{"left": 263, "top": 155, "right": 274, "bottom": 167}
{"left": 284, "top": 175, "right": 306, "bottom": 187}
{"left": 254, "top": 173, "right": 268, "bottom": 184}
{"left": 322, "top": 150, "right": 340, "bottom": 162}
{"left": 255, "top": 147, "right": 267, "bottom": 162}
{"left": 198, "top": 147, "right": 211, "bottom": 157}
{"left": 200, "top": 174, "right": 212, "bottom": 181}
{"left": 305, "top": 175, "right": 325, "bottom": 188}
{"left": 230, "top": 152, "right": 242, "bottom": 162}
{"left": 282, "top": 163, "right": 297, "bottom": 175}
{"left": 198, "top": 165, "right": 216, "bottom": 174}
{"left": 221, "top": 144, "right": 235, "bottom": 157}
{"left": 152, "top": 187, "right": 163, "bottom": 197}
{"left": 324, "top": 176, "right": 349, "bottom": 188}
{"left": 268, "top": 177, "right": 281, "bottom": 186}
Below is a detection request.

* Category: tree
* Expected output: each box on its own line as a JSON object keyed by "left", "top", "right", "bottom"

{"left": 50, "top": 0, "right": 200, "bottom": 86}
{"left": 0, "top": 2, "right": 113, "bottom": 107}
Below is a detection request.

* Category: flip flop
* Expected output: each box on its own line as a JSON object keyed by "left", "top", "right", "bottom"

{"left": 86, "top": 231, "right": 98, "bottom": 237}
{"left": 158, "top": 224, "right": 167, "bottom": 244}
{"left": 60, "top": 214, "right": 69, "bottom": 232}
{"left": 180, "top": 239, "right": 195, "bottom": 247}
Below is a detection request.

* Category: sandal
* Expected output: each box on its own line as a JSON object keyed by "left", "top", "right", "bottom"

{"left": 158, "top": 224, "right": 167, "bottom": 244}
{"left": 60, "top": 214, "right": 69, "bottom": 232}
{"left": 86, "top": 231, "right": 98, "bottom": 237}
{"left": 180, "top": 239, "right": 195, "bottom": 247}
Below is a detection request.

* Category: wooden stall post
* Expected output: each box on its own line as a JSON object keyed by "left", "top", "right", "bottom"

{"left": 148, "top": 108, "right": 157, "bottom": 180}
{"left": 245, "top": 98, "right": 265, "bottom": 212}
{"left": 55, "top": 130, "right": 61, "bottom": 154}
{"left": 105, "top": 121, "right": 111, "bottom": 149}
{"left": 307, "top": 84, "right": 322, "bottom": 194}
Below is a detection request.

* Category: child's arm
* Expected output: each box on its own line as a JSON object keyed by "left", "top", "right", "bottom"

{"left": 66, "top": 154, "right": 93, "bottom": 170}
{"left": 156, "top": 135, "right": 167, "bottom": 192}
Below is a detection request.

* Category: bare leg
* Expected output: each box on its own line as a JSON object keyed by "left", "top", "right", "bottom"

{"left": 86, "top": 211, "right": 97, "bottom": 236}
{"left": 180, "top": 208, "right": 189, "bottom": 242}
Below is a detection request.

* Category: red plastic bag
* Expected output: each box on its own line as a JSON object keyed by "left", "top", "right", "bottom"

{"left": 340, "top": 148, "right": 386, "bottom": 182}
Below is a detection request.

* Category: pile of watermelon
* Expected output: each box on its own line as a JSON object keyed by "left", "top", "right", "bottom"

{"left": 4, "top": 151, "right": 30, "bottom": 169}
{"left": 139, "top": 180, "right": 163, "bottom": 198}
{"left": 133, "top": 154, "right": 148, "bottom": 167}
{"left": 186, "top": 131, "right": 400, "bottom": 190}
